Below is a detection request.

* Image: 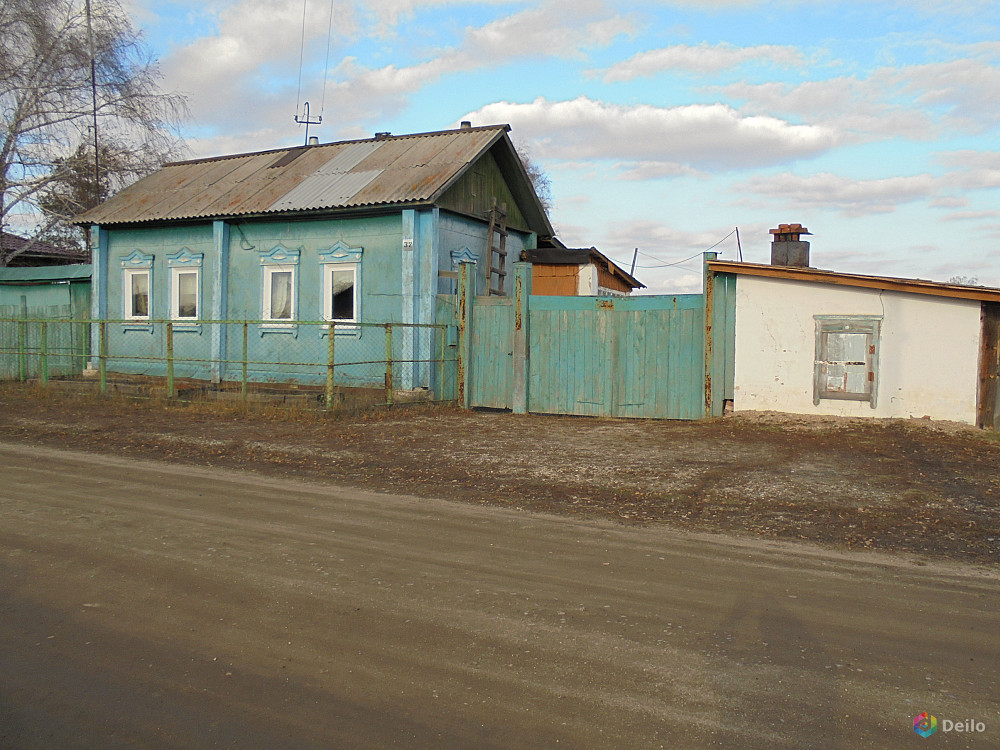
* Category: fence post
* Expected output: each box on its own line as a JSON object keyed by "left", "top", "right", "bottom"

{"left": 437, "top": 322, "right": 446, "bottom": 401}
{"left": 325, "top": 322, "right": 336, "bottom": 410}
{"left": 166, "top": 322, "right": 175, "bottom": 398}
{"left": 17, "top": 318, "right": 27, "bottom": 382}
{"left": 703, "top": 250, "right": 718, "bottom": 418}
{"left": 40, "top": 321, "right": 48, "bottom": 387}
{"left": 241, "top": 321, "right": 248, "bottom": 401}
{"left": 457, "top": 261, "right": 474, "bottom": 409}
{"left": 99, "top": 320, "right": 107, "bottom": 394}
{"left": 384, "top": 323, "right": 394, "bottom": 406}
{"left": 512, "top": 262, "right": 532, "bottom": 414}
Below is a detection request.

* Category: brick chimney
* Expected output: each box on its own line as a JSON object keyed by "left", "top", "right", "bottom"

{"left": 770, "top": 223, "right": 812, "bottom": 267}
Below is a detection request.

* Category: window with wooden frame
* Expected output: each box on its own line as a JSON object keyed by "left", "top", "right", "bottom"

{"left": 813, "top": 316, "right": 881, "bottom": 408}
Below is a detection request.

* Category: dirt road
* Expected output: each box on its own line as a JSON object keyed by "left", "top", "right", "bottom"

{"left": 1, "top": 387, "right": 999, "bottom": 563}
{"left": 1, "top": 442, "right": 997, "bottom": 749}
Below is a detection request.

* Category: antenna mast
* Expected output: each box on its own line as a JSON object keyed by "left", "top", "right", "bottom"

{"left": 294, "top": 102, "right": 322, "bottom": 145}
{"left": 86, "top": 0, "right": 100, "bottom": 204}
{"left": 293, "top": 0, "right": 334, "bottom": 145}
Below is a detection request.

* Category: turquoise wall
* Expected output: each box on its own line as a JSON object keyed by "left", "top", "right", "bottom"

{"left": 96, "top": 208, "right": 512, "bottom": 388}
{"left": 437, "top": 211, "right": 534, "bottom": 296}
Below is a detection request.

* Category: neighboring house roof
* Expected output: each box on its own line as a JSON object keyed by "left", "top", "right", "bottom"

{"left": 708, "top": 260, "right": 1000, "bottom": 304}
{"left": 75, "top": 124, "right": 554, "bottom": 237}
{"left": 1, "top": 232, "right": 89, "bottom": 266}
{"left": 523, "top": 246, "right": 645, "bottom": 290}
{"left": 0, "top": 264, "right": 92, "bottom": 283}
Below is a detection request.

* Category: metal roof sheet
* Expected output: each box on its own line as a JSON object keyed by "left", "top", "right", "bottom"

{"left": 76, "top": 126, "right": 510, "bottom": 226}
{"left": 0, "top": 264, "right": 92, "bottom": 282}
{"left": 708, "top": 260, "right": 1000, "bottom": 303}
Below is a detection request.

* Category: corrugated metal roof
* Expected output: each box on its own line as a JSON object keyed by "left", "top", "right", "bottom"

{"left": 76, "top": 126, "right": 510, "bottom": 226}
{"left": 0, "top": 264, "right": 92, "bottom": 283}
{"left": 708, "top": 260, "right": 1000, "bottom": 303}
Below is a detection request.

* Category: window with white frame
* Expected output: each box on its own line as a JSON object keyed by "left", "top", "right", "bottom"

{"left": 324, "top": 264, "right": 357, "bottom": 322}
{"left": 172, "top": 268, "right": 199, "bottom": 319}
{"left": 319, "top": 241, "right": 363, "bottom": 327}
{"left": 813, "top": 316, "right": 881, "bottom": 408}
{"left": 259, "top": 244, "right": 300, "bottom": 326}
{"left": 167, "top": 248, "right": 204, "bottom": 322}
{"left": 125, "top": 268, "right": 150, "bottom": 319}
{"left": 264, "top": 266, "right": 295, "bottom": 321}
{"left": 120, "top": 249, "right": 155, "bottom": 321}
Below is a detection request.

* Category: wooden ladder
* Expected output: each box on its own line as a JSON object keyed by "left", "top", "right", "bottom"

{"left": 486, "top": 197, "right": 508, "bottom": 296}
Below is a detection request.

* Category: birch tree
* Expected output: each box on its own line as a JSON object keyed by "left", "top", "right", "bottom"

{"left": 0, "top": 0, "right": 186, "bottom": 264}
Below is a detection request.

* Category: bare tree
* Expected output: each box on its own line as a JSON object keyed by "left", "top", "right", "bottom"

{"left": 0, "top": 0, "right": 187, "bottom": 265}
{"left": 948, "top": 275, "right": 981, "bottom": 286}
{"left": 514, "top": 142, "right": 553, "bottom": 218}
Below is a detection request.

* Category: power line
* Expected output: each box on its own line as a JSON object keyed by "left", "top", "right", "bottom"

{"left": 319, "top": 0, "right": 335, "bottom": 117}
{"left": 295, "top": 0, "right": 308, "bottom": 117}
{"left": 616, "top": 229, "right": 738, "bottom": 270}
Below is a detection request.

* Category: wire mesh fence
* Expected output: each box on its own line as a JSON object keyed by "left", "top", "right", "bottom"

{"left": 0, "top": 318, "right": 459, "bottom": 410}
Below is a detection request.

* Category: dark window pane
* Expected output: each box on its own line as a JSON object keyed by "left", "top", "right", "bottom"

{"left": 332, "top": 269, "right": 355, "bottom": 320}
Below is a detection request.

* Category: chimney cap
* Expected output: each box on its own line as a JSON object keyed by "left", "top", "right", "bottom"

{"left": 374, "top": 131, "right": 392, "bottom": 140}
{"left": 307, "top": 136, "right": 319, "bottom": 146}
{"left": 769, "top": 223, "right": 812, "bottom": 236}
{"left": 460, "top": 120, "right": 472, "bottom": 129}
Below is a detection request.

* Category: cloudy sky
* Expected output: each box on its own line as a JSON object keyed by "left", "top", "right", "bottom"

{"left": 135, "top": 0, "right": 1000, "bottom": 293}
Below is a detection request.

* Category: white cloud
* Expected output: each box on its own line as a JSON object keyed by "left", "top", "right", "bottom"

{"left": 736, "top": 172, "right": 939, "bottom": 216}
{"left": 878, "top": 59, "right": 1000, "bottom": 132}
{"left": 599, "top": 42, "right": 805, "bottom": 82}
{"left": 719, "top": 55, "right": 1000, "bottom": 143}
{"left": 616, "top": 161, "right": 704, "bottom": 180}
{"left": 941, "top": 210, "right": 1000, "bottom": 222}
{"left": 717, "top": 77, "right": 937, "bottom": 142}
{"left": 463, "top": 96, "right": 840, "bottom": 170}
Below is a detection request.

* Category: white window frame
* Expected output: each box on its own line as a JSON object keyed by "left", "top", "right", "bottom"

{"left": 167, "top": 248, "right": 204, "bottom": 325}
{"left": 123, "top": 268, "right": 151, "bottom": 320}
{"left": 171, "top": 267, "right": 200, "bottom": 322}
{"left": 323, "top": 263, "right": 358, "bottom": 324}
{"left": 263, "top": 265, "right": 296, "bottom": 323}
{"left": 319, "top": 240, "right": 363, "bottom": 332}
{"left": 258, "top": 244, "right": 301, "bottom": 331}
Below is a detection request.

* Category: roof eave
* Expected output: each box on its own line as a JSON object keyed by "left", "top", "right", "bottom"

{"left": 708, "top": 260, "right": 1000, "bottom": 303}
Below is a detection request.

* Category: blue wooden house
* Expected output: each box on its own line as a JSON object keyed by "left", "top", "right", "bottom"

{"left": 76, "top": 123, "right": 553, "bottom": 390}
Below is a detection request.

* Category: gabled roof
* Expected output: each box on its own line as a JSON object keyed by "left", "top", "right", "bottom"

{"left": 708, "top": 260, "right": 1000, "bottom": 304}
{"left": 1, "top": 232, "right": 89, "bottom": 265}
{"left": 523, "top": 246, "right": 645, "bottom": 289}
{"left": 75, "top": 125, "right": 553, "bottom": 236}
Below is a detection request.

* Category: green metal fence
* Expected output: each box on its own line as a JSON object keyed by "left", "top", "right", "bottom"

{"left": 0, "top": 317, "right": 459, "bottom": 410}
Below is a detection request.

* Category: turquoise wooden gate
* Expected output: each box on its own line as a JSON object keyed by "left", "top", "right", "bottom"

{"left": 437, "top": 258, "right": 731, "bottom": 420}
{"left": 469, "top": 296, "right": 514, "bottom": 409}
{"left": 527, "top": 294, "right": 704, "bottom": 419}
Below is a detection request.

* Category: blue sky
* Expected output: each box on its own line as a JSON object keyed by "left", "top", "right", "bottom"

{"left": 131, "top": 0, "right": 1000, "bottom": 292}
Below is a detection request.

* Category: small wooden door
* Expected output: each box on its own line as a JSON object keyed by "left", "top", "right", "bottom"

{"left": 977, "top": 303, "right": 1000, "bottom": 429}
